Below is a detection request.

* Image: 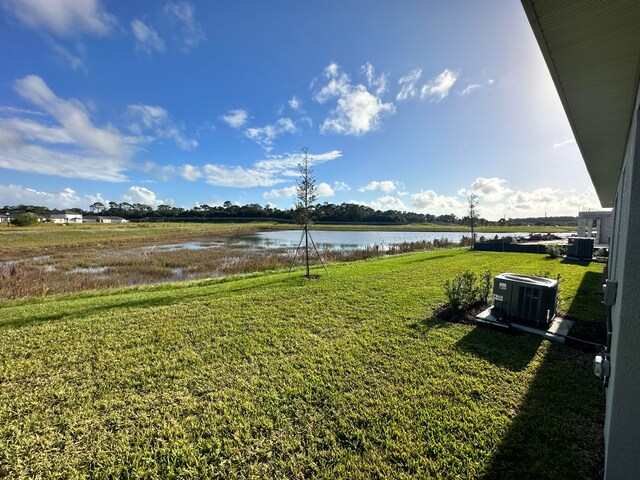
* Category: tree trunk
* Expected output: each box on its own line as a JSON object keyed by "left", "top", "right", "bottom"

{"left": 304, "top": 224, "right": 310, "bottom": 277}
{"left": 471, "top": 222, "right": 475, "bottom": 249}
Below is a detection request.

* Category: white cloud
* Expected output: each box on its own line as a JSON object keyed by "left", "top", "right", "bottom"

{"left": 127, "top": 104, "right": 197, "bottom": 150}
{"left": 411, "top": 190, "right": 465, "bottom": 216}
{"left": 317, "top": 182, "right": 334, "bottom": 198}
{"left": 0, "top": 106, "right": 44, "bottom": 116}
{"left": 288, "top": 96, "right": 301, "bottom": 111}
{"left": 0, "top": 74, "right": 131, "bottom": 182}
{"left": 354, "top": 195, "right": 407, "bottom": 211}
{"left": 396, "top": 68, "right": 422, "bottom": 101}
{"left": 0, "top": 144, "right": 129, "bottom": 182}
{"left": 333, "top": 181, "right": 350, "bottom": 191}
{"left": 463, "top": 177, "right": 512, "bottom": 202}
{"left": 131, "top": 19, "right": 165, "bottom": 54}
{"left": 314, "top": 63, "right": 395, "bottom": 136}
{"left": 460, "top": 84, "right": 481, "bottom": 96}
{"left": 164, "top": 1, "right": 205, "bottom": 52}
{"left": 15, "top": 75, "right": 129, "bottom": 158}
{"left": 49, "top": 41, "right": 87, "bottom": 73}
{"left": 409, "top": 182, "right": 601, "bottom": 220}
{"left": 263, "top": 185, "right": 296, "bottom": 199}
{"left": 0, "top": 117, "right": 73, "bottom": 144}
{"left": 421, "top": 69, "right": 458, "bottom": 101}
{"left": 244, "top": 117, "right": 297, "bottom": 150}
{"left": 2, "top": 0, "right": 116, "bottom": 36}
{"left": 203, "top": 150, "right": 342, "bottom": 188}
{"left": 121, "top": 186, "right": 169, "bottom": 207}
{"left": 221, "top": 109, "right": 248, "bottom": 129}
{"left": 492, "top": 187, "right": 600, "bottom": 220}
{"left": 203, "top": 164, "right": 280, "bottom": 188}
{"left": 361, "top": 62, "right": 387, "bottom": 96}
{"left": 0, "top": 184, "right": 82, "bottom": 209}
{"left": 253, "top": 149, "right": 341, "bottom": 174}
{"left": 358, "top": 180, "right": 399, "bottom": 193}
{"left": 179, "top": 164, "right": 201, "bottom": 181}
{"left": 553, "top": 138, "right": 576, "bottom": 148}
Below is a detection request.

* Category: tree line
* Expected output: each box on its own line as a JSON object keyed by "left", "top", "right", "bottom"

{"left": 0, "top": 201, "right": 577, "bottom": 226}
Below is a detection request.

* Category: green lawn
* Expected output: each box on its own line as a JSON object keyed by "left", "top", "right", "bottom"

{"left": 0, "top": 250, "right": 604, "bottom": 479}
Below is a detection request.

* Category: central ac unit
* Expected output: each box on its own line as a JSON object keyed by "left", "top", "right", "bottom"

{"left": 567, "top": 237, "right": 594, "bottom": 259}
{"left": 492, "top": 273, "right": 558, "bottom": 327}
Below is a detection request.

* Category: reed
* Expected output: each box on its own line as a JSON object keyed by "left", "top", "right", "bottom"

{"left": 0, "top": 235, "right": 471, "bottom": 300}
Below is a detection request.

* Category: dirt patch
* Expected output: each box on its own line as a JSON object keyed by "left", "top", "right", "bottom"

{"left": 434, "top": 301, "right": 490, "bottom": 325}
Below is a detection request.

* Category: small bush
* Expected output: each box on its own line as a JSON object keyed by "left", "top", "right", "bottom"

{"left": 479, "top": 269, "right": 492, "bottom": 303}
{"left": 444, "top": 269, "right": 491, "bottom": 311}
{"left": 11, "top": 213, "right": 39, "bottom": 227}
{"left": 546, "top": 243, "right": 565, "bottom": 259}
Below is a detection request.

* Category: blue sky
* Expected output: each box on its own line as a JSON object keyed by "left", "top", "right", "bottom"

{"left": 0, "top": 0, "right": 600, "bottom": 219}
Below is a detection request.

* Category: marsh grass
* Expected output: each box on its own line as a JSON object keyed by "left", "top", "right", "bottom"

{"left": 0, "top": 233, "right": 470, "bottom": 300}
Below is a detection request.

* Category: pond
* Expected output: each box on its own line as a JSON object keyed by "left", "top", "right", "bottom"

{"left": 235, "top": 230, "right": 570, "bottom": 251}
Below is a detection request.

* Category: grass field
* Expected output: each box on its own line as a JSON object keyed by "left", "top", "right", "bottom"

{"left": 0, "top": 249, "right": 605, "bottom": 478}
{"left": 0, "top": 222, "right": 266, "bottom": 256}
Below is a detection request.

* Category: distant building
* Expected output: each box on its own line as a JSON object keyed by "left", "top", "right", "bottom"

{"left": 49, "top": 212, "right": 83, "bottom": 224}
{"left": 82, "top": 215, "right": 128, "bottom": 224}
{"left": 99, "top": 216, "right": 128, "bottom": 224}
{"left": 577, "top": 210, "right": 613, "bottom": 247}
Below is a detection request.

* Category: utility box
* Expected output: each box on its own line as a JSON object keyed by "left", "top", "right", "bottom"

{"left": 492, "top": 273, "right": 558, "bottom": 327}
{"left": 567, "top": 237, "right": 594, "bottom": 259}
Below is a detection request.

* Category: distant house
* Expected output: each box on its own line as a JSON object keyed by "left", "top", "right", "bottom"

{"left": 101, "top": 216, "right": 128, "bottom": 224}
{"left": 82, "top": 215, "right": 128, "bottom": 224}
{"left": 49, "top": 212, "right": 83, "bottom": 224}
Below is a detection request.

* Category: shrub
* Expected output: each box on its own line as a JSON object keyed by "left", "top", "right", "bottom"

{"left": 546, "top": 243, "right": 565, "bottom": 258}
{"left": 11, "top": 213, "right": 39, "bottom": 227}
{"left": 479, "top": 269, "right": 492, "bottom": 303}
{"left": 444, "top": 269, "right": 492, "bottom": 311}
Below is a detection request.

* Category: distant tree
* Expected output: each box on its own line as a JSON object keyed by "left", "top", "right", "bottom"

{"left": 295, "top": 147, "right": 318, "bottom": 278}
{"left": 90, "top": 202, "right": 106, "bottom": 214}
{"left": 498, "top": 217, "right": 506, "bottom": 228}
{"left": 11, "top": 213, "right": 39, "bottom": 227}
{"left": 467, "top": 193, "right": 480, "bottom": 248}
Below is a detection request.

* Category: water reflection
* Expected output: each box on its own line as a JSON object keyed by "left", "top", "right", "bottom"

{"left": 235, "top": 230, "right": 568, "bottom": 251}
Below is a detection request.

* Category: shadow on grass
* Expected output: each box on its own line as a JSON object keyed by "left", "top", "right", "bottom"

{"left": 455, "top": 326, "right": 543, "bottom": 371}
{"left": 563, "top": 270, "right": 607, "bottom": 346}
{"left": 482, "top": 268, "right": 606, "bottom": 479}
{"left": 560, "top": 257, "right": 592, "bottom": 265}
{"left": 482, "top": 343, "right": 604, "bottom": 480}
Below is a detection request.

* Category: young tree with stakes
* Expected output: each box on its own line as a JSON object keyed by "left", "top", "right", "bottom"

{"left": 467, "top": 192, "right": 480, "bottom": 249}
{"left": 295, "top": 147, "right": 318, "bottom": 278}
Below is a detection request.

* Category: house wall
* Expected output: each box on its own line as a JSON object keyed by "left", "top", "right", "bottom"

{"left": 604, "top": 82, "right": 640, "bottom": 479}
